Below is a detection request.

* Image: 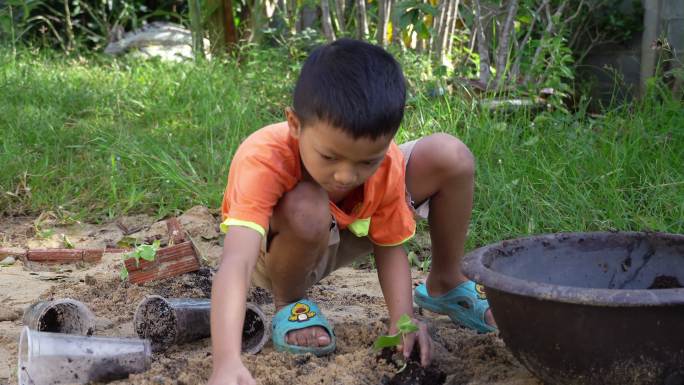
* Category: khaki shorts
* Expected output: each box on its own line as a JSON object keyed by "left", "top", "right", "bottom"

{"left": 251, "top": 139, "right": 430, "bottom": 290}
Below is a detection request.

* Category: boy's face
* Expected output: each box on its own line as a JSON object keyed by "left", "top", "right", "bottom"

{"left": 286, "top": 109, "right": 392, "bottom": 198}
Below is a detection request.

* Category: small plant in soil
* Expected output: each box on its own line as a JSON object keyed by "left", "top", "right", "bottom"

{"left": 373, "top": 314, "right": 419, "bottom": 373}
{"left": 374, "top": 314, "right": 446, "bottom": 385}
{"left": 120, "top": 240, "right": 161, "bottom": 280}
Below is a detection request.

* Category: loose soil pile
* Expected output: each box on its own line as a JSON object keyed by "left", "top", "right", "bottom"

{"left": 0, "top": 207, "right": 539, "bottom": 385}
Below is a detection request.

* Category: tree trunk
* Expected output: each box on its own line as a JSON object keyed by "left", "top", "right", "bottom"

{"left": 188, "top": 0, "right": 204, "bottom": 59}
{"left": 640, "top": 0, "right": 662, "bottom": 96}
{"left": 390, "top": 0, "right": 404, "bottom": 47}
{"left": 377, "top": 0, "right": 392, "bottom": 46}
{"left": 247, "top": 0, "right": 267, "bottom": 43}
{"left": 431, "top": 0, "right": 447, "bottom": 58}
{"left": 297, "top": 3, "right": 318, "bottom": 32}
{"left": 432, "top": 0, "right": 459, "bottom": 66}
{"left": 446, "top": 0, "right": 460, "bottom": 55}
{"left": 207, "top": 0, "right": 238, "bottom": 55}
{"left": 356, "top": 0, "right": 369, "bottom": 38}
{"left": 494, "top": 0, "right": 519, "bottom": 88}
{"left": 264, "top": 0, "right": 277, "bottom": 18}
{"left": 416, "top": 34, "right": 426, "bottom": 53}
{"left": 473, "top": 0, "right": 490, "bottom": 86}
{"left": 321, "top": 0, "right": 336, "bottom": 41}
{"left": 334, "top": 0, "right": 346, "bottom": 33}
{"left": 63, "top": 0, "right": 75, "bottom": 51}
{"left": 285, "top": 0, "right": 297, "bottom": 34}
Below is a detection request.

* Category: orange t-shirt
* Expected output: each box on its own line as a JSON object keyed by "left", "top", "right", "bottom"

{"left": 220, "top": 122, "right": 416, "bottom": 246}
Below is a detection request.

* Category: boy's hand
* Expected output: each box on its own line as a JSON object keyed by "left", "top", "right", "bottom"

{"left": 208, "top": 359, "right": 255, "bottom": 385}
{"left": 392, "top": 318, "right": 433, "bottom": 367}
{"left": 373, "top": 244, "right": 433, "bottom": 366}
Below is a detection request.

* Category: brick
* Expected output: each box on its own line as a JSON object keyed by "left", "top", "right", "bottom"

{"left": 82, "top": 249, "right": 104, "bottom": 262}
{"left": 28, "top": 249, "right": 85, "bottom": 262}
{"left": 0, "top": 248, "right": 27, "bottom": 259}
{"left": 125, "top": 240, "right": 201, "bottom": 284}
{"left": 166, "top": 217, "right": 187, "bottom": 244}
{"left": 25, "top": 248, "right": 105, "bottom": 264}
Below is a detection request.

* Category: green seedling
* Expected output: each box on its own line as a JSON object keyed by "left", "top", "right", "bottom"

{"left": 373, "top": 314, "right": 420, "bottom": 373}
{"left": 61, "top": 234, "right": 74, "bottom": 249}
{"left": 408, "top": 251, "right": 431, "bottom": 273}
{"left": 36, "top": 228, "right": 55, "bottom": 239}
{"left": 119, "top": 240, "right": 161, "bottom": 280}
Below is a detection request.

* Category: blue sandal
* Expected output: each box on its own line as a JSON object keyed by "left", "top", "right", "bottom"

{"left": 414, "top": 280, "right": 497, "bottom": 333}
{"left": 272, "top": 299, "right": 336, "bottom": 356}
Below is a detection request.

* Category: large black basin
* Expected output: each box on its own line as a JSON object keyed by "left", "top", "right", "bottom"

{"left": 463, "top": 232, "right": 684, "bottom": 385}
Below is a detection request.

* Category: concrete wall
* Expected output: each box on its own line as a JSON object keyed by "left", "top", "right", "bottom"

{"left": 662, "top": 0, "right": 684, "bottom": 53}
{"left": 581, "top": 0, "right": 683, "bottom": 104}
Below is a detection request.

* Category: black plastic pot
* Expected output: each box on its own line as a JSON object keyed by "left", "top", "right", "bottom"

{"left": 134, "top": 296, "right": 269, "bottom": 354}
{"left": 463, "top": 231, "right": 684, "bottom": 385}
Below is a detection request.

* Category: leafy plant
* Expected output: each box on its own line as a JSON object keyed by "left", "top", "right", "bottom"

{"left": 527, "top": 34, "right": 575, "bottom": 113}
{"left": 119, "top": 239, "right": 160, "bottom": 280}
{"left": 407, "top": 251, "right": 430, "bottom": 273}
{"left": 61, "top": 234, "right": 74, "bottom": 248}
{"left": 395, "top": 0, "right": 437, "bottom": 41}
{"left": 373, "top": 314, "right": 419, "bottom": 372}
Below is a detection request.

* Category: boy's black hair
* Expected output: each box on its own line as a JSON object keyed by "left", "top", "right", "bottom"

{"left": 293, "top": 39, "right": 406, "bottom": 140}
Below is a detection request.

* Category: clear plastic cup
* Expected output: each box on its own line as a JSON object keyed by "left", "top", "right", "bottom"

{"left": 22, "top": 299, "right": 95, "bottom": 335}
{"left": 17, "top": 327, "right": 151, "bottom": 385}
{"left": 134, "top": 295, "right": 268, "bottom": 354}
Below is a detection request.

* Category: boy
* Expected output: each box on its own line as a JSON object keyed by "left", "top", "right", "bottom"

{"left": 209, "top": 39, "right": 496, "bottom": 385}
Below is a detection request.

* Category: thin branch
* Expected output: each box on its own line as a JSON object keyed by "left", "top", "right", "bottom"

{"left": 524, "top": 1, "right": 566, "bottom": 84}
{"left": 446, "top": 0, "right": 460, "bottom": 58}
{"left": 356, "top": 0, "right": 369, "bottom": 38}
{"left": 512, "top": 0, "right": 547, "bottom": 79}
{"left": 334, "top": 0, "right": 346, "bottom": 33}
{"left": 473, "top": 0, "right": 490, "bottom": 86}
{"left": 565, "top": 0, "right": 585, "bottom": 24}
{"left": 494, "top": 0, "right": 519, "bottom": 88}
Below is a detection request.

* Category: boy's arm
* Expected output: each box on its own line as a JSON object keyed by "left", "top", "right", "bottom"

{"left": 373, "top": 244, "right": 413, "bottom": 322}
{"left": 374, "top": 244, "right": 432, "bottom": 366}
{"left": 210, "top": 226, "right": 262, "bottom": 384}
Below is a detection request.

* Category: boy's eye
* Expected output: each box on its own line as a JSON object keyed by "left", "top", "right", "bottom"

{"left": 321, "top": 154, "right": 335, "bottom": 161}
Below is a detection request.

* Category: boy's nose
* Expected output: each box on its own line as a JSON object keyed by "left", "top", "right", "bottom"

{"left": 333, "top": 169, "right": 356, "bottom": 186}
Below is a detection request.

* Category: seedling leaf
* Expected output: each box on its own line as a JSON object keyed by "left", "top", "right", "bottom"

{"left": 372, "top": 314, "right": 420, "bottom": 352}
{"left": 397, "top": 314, "right": 419, "bottom": 334}
{"left": 62, "top": 234, "right": 74, "bottom": 249}
{"left": 138, "top": 243, "right": 157, "bottom": 261}
{"left": 120, "top": 266, "right": 129, "bottom": 280}
{"left": 119, "top": 240, "right": 161, "bottom": 280}
{"left": 373, "top": 333, "right": 402, "bottom": 351}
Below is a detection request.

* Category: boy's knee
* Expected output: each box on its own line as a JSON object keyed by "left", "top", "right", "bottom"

{"left": 274, "top": 181, "right": 331, "bottom": 242}
{"left": 420, "top": 133, "right": 475, "bottom": 179}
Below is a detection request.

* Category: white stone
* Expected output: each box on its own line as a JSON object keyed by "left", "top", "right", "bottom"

{"left": 0, "top": 256, "right": 15, "bottom": 266}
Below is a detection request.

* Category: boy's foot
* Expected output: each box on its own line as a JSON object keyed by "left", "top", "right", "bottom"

{"left": 272, "top": 299, "right": 336, "bottom": 356}
{"left": 414, "top": 280, "right": 497, "bottom": 333}
{"left": 285, "top": 325, "right": 331, "bottom": 347}
{"left": 426, "top": 279, "right": 497, "bottom": 328}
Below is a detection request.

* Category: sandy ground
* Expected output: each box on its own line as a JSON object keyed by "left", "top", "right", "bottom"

{"left": 0, "top": 207, "right": 540, "bottom": 385}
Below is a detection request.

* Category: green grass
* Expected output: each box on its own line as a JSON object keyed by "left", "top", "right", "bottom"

{"left": 1, "top": 47, "right": 683, "bottom": 251}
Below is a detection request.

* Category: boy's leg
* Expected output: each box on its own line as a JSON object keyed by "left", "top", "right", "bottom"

{"left": 404, "top": 133, "right": 496, "bottom": 327}
{"left": 266, "top": 181, "right": 333, "bottom": 347}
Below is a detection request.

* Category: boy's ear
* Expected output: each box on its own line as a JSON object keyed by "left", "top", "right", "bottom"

{"left": 285, "top": 107, "right": 301, "bottom": 139}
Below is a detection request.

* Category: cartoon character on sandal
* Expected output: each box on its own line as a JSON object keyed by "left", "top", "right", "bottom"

{"left": 414, "top": 280, "right": 497, "bottom": 333}
{"left": 272, "top": 299, "right": 336, "bottom": 356}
